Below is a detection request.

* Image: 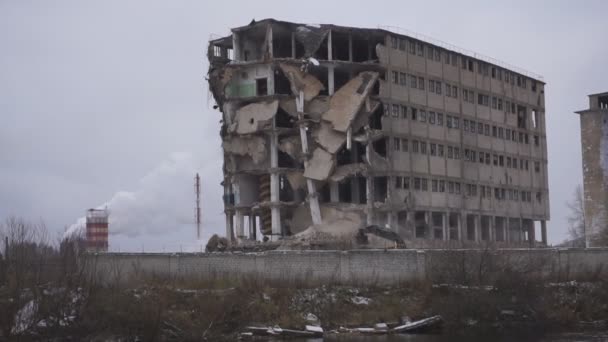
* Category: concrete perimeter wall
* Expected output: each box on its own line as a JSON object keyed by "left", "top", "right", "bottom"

{"left": 86, "top": 248, "right": 608, "bottom": 286}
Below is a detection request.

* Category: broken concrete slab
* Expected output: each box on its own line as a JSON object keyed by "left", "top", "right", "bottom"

{"left": 350, "top": 100, "right": 380, "bottom": 133}
{"left": 303, "top": 148, "right": 334, "bottom": 181}
{"left": 314, "top": 122, "right": 346, "bottom": 154}
{"left": 234, "top": 100, "right": 279, "bottom": 134}
{"left": 223, "top": 136, "right": 267, "bottom": 164}
{"left": 286, "top": 171, "right": 306, "bottom": 191}
{"left": 330, "top": 163, "right": 367, "bottom": 182}
{"left": 323, "top": 71, "right": 379, "bottom": 132}
{"left": 279, "top": 64, "right": 325, "bottom": 101}
{"left": 294, "top": 26, "right": 329, "bottom": 58}
{"left": 207, "top": 67, "right": 234, "bottom": 106}
{"left": 278, "top": 135, "right": 303, "bottom": 160}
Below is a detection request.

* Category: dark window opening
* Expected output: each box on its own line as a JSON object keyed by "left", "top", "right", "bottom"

{"left": 336, "top": 142, "right": 365, "bottom": 166}
{"left": 372, "top": 137, "right": 388, "bottom": 157}
{"left": 432, "top": 212, "right": 443, "bottom": 240}
{"left": 415, "top": 211, "right": 427, "bottom": 238}
{"left": 334, "top": 69, "right": 351, "bottom": 91}
{"left": 599, "top": 95, "right": 608, "bottom": 109}
{"left": 369, "top": 103, "right": 383, "bottom": 130}
{"left": 274, "top": 69, "right": 291, "bottom": 95}
{"left": 278, "top": 175, "right": 294, "bottom": 202}
{"left": 332, "top": 31, "right": 350, "bottom": 61}
{"left": 275, "top": 107, "right": 294, "bottom": 128}
{"left": 313, "top": 35, "right": 329, "bottom": 60}
{"left": 318, "top": 183, "right": 330, "bottom": 203}
{"left": 449, "top": 213, "right": 459, "bottom": 240}
{"left": 352, "top": 37, "right": 370, "bottom": 62}
{"left": 517, "top": 105, "right": 528, "bottom": 129}
{"left": 338, "top": 179, "right": 352, "bottom": 203}
{"left": 356, "top": 176, "right": 367, "bottom": 204}
{"left": 373, "top": 176, "right": 388, "bottom": 202}
{"left": 481, "top": 216, "right": 490, "bottom": 241}
{"left": 294, "top": 40, "right": 305, "bottom": 58}
{"left": 256, "top": 78, "right": 268, "bottom": 96}
{"left": 273, "top": 35, "right": 292, "bottom": 58}
{"left": 278, "top": 150, "right": 299, "bottom": 168}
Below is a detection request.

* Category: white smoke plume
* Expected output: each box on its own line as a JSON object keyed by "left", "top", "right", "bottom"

{"left": 64, "top": 152, "right": 222, "bottom": 241}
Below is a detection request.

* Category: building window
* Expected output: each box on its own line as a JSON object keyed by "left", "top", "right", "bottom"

{"left": 404, "top": 177, "right": 410, "bottom": 189}
{"left": 392, "top": 104, "right": 399, "bottom": 117}
{"left": 535, "top": 161, "right": 540, "bottom": 173}
{"left": 391, "top": 36, "right": 399, "bottom": 49}
{"left": 421, "top": 178, "right": 428, "bottom": 191}
{"left": 414, "top": 177, "right": 421, "bottom": 190}
{"left": 438, "top": 144, "right": 444, "bottom": 157}
{"left": 402, "top": 139, "right": 408, "bottom": 152}
{"left": 429, "top": 111, "right": 436, "bottom": 124}
{"left": 470, "top": 120, "right": 476, "bottom": 133}
{"left": 436, "top": 81, "right": 442, "bottom": 95}
{"left": 399, "top": 72, "right": 407, "bottom": 86}
{"left": 409, "top": 40, "right": 416, "bottom": 54}
{"left": 410, "top": 75, "right": 417, "bottom": 88}
{"left": 454, "top": 147, "right": 460, "bottom": 159}
{"left": 420, "top": 142, "right": 427, "bottom": 154}
{"left": 437, "top": 113, "right": 444, "bottom": 126}
{"left": 447, "top": 146, "right": 453, "bottom": 158}
{"left": 439, "top": 180, "right": 445, "bottom": 192}
{"left": 430, "top": 143, "right": 437, "bottom": 156}
{"left": 419, "top": 110, "right": 427, "bottom": 122}
{"left": 418, "top": 77, "right": 425, "bottom": 90}
{"left": 399, "top": 39, "right": 406, "bottom": 51}
{"left": 395, "top": 176, "right": 402, "bottom": 188}
{"left": 401, "top": 105, "right": 408, "bottom": 119}
{"left": 392, "top": 71, "right": 399, "bottom": 84}
{"left": 492, "top": 97, "right": 497, "bottom": 109}
{"left": 429, "top": 80, "right": 435, "bottom": 93}
{"left": 417, "top": 42, "right": 424, "bottom": 56}
{"left": 453, "top": 117, "right": 460, "bottom": 129}
{"left": 434, "top": 48, "right": 441, "bottom": 61}
{"left": 393, "top": 137, "right": 401, "bottom": 151}
{"left": 453, "top": 85, "right": 458, "bottom": 98}
{"left": 412, "top": 140, "right": 419, "bottom": 153}
{"left": 411, "top": 107, "right": 418, "bottom": 120}
{"left": 498, "top": 98, "right": 503, "bottom": 111}
{"left": 498, "top": 127, "right": 504, "bottom": 139}
{"left": 534, "top": 135, "right": 540, "bottom": 146}
{"left": 432, "top": 179, "right": 438, "bottom": 192}
{"left": 478, "top": 122, "right": 483, "bottom": 134}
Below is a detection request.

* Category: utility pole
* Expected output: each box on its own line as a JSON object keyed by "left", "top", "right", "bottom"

{"left": 195, "top": 173, "right": 201, "bottom": 240}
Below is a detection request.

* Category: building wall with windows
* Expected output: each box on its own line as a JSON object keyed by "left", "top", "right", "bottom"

{"left": 208, "top": 19, "right": 549, "bottom": 248}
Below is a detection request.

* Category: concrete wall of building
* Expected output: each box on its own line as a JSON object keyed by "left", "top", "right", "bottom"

{"left": 579, "top": 94, "right": 608, "bottom": 246}
{"left": 87, "top": 248, "right": 608, "bottom": 286}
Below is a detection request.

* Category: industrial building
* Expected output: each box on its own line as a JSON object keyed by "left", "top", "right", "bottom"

{"left": 86, "top": 208, "right": 109, "bottom": 252}
{"left": 207, "top": 19, "right": 550, "bottom": 248}
{"left": 576, "top": 92, "right": 608, "bottom": 247}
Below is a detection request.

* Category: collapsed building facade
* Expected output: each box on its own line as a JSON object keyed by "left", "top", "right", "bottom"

{"left": 207, "top": 19, "right": 550, "bottom": 248}
{"left": 576, "top": 92, "right": 608, "bottom": 247}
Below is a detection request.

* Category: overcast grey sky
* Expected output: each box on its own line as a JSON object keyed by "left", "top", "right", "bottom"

{"left": 1, "top": 0, "right": 607, "bottom": 250}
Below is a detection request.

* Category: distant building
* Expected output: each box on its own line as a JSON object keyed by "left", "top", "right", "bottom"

{"left": 208, "top": 19, "right": 550, "bottom": 248}
{"left": 576, "top": 92, "right": 608, "bottom": 247}
{"left": 86, "top": 209, "right": 109, "bottom": 252}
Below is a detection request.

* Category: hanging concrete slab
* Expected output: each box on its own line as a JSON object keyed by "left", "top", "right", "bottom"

{"left": 323, "top": 71, "right": 379, "bottom": 132}
{"left": 303, "top": 148, "right": 334, "bottom": 181}
{"left": 233, "top": 100, "right": 279, "bottom": 134}
{"left": 315, "top": 122, "right": 346, "bottom": 154}
{"left": 279, "top": 64, "right": 325, "bottom": 101}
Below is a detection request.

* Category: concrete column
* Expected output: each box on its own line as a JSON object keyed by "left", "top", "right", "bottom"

{"left": 541, "top": 220, "right": 547, "bottom": 245}
{"left": 489, "top": 216, "right": 495, "bottom": 242}
{"left": 235, "top": 210, "right": 244, "bottom": 238}
{"left": 266, "top": 24, "right": 273, "bottom": 58}
{"left": 366, "top": 176, "right": 374, "bottom": 225}
{"left": 291, "top": 32, "right": 296, "bottom": 58}
{"left": 328, "top": 66, "right": 335, "bottom": 95}
{"left": 232, "top": 32, "right": 241, "bottom": 61}
{"left": 225, "top": 213, "right": 234, "bottom": 243}
{"left": 457, "top": 213, "right": 464, "bottom": 242}
{"left": 348, "top": 33, "right": 353, "bottom": 62}
{"left": 270, "top": 127, "right": 281, "bottom": 237}
{"left": 251, "top": 215, "right": 257, "bottom": 240}
{"left": 424, "top": 211, "right": 430, "bottom": 239}
{"left": 528, "top": 220, "right": 536, "bottom": 247}
{"left": 475, "top": 215, "right": 481, "bottom": 243}
{"left": 442, "top": 212, "right": 448, "bottom": 241}
{"left": 329, "top": 181, "right": 339, "bottom": 202}
{"left": 327, "top": 30, "right": 333, "bottom": 61}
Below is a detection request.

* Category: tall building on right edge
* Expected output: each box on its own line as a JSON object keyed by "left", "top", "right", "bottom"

{"left": 576, "top": 92, "right": 608, "bottom": 247}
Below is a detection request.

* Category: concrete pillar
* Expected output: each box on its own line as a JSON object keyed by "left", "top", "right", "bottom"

{"left": 291, "top": 32, "right": 296, "bottom": 58}
{"left": 528, "top": 220, "right": 536, "bottom": 247}
{"left": 457, "top": 213, "right": 464, "bottom": 242}
{"left": 328, "top": 66, "right": 335, "bottom": 95}
{"left": 366, "top": 176, "right": 374, "bottom": 225}
{"left": 442, "top": 212, "right": 448, "bottom": 241}
{"left": 235, "top": 210, "right": 244, "bottom": 238}
{"left": 225, "top": 213, "right": 234, "bottom": 243}
{"left": 327, "top": 30, "right": 333, "bottom": 61}
{"left": 270, "top": 127, "right": 281, "bottom": 237}
{"left": 475, "top": 215, "right": 481, "bottom": 243}
{"left": 232, "top": 32, "right": 241, "bottom": 61}
{"left": 330, "top": 181, "right": 339, "bottom": 203}
{"left": 424, "top": 211, "right": 430, "bottom": 239}
{"left": 266, "top": 24, "right": 273, "bottom": 58}
{"left": 251, "top": 215, "right": 257, "bottom": 240}
{"left": 489, "top": 216, "right": 495, "bottom": 242}
{"left": 348, "top": 33, "right": 353, "bottom": 62}
{"left": 541, "top": 220, "right": 547, "bottom": 245}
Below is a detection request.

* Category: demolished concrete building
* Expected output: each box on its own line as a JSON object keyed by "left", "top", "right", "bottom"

{"left": 207, "top": 19, "right": 550, "bottom": 248}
